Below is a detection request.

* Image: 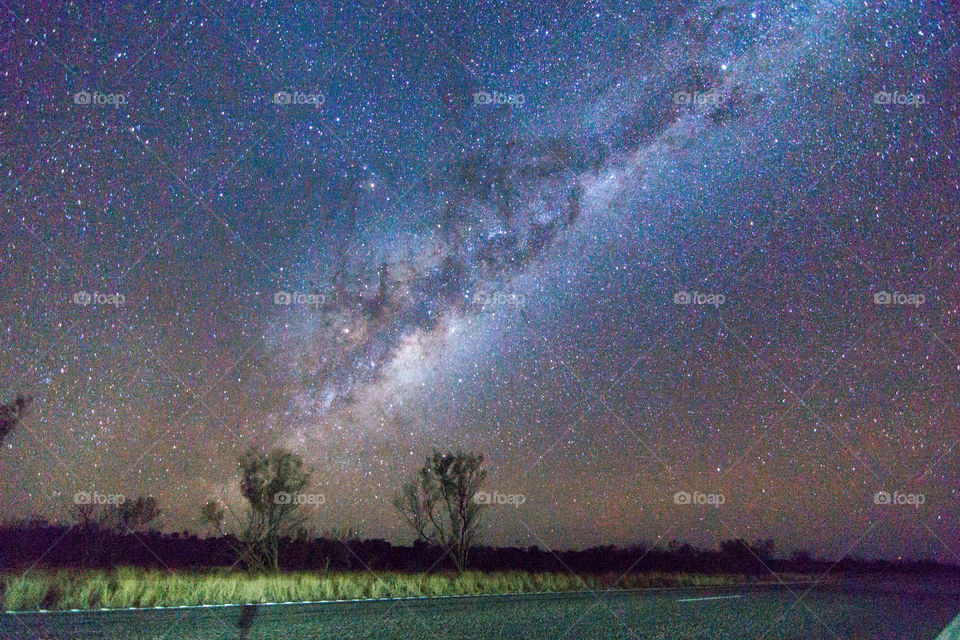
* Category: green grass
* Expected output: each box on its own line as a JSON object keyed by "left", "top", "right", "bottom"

{"left": 0, "top": 568, "right": 819, "bottom": 611}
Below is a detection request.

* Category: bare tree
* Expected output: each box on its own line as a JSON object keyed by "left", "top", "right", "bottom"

{"left": 393, "top": 449, "right": 486, "bottom": 571}
{"left": 0, "top": 394, "right": 32, "bottom": 444}
{"left": 68, "top": 495, "right": 160, "bottom": 566}
{"left": 236, "top": 447, "right": 311, "bottom": 571}
{"left": 69, "top": 502, "right": 102, "bottom": 530}
{"left": 69, "top": 502, "right": 106, "bottom": 568}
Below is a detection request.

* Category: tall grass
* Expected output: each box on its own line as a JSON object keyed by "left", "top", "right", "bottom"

{"left": 0, "top": 569, "right": 812, "bottom": 611}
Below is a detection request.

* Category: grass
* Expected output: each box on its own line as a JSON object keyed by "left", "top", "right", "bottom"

{"left": 0, "top": 568, "right": 820, "bottom": 611}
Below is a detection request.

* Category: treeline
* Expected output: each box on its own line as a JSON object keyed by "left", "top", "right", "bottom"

{"left": 1, "top": 426, "right": 957, "bottom": 578}
{"left": 1, "top": 521, "right": 956, "bottom": 577}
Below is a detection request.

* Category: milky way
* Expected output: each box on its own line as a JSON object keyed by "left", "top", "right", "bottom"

{"left": 1, "top": 0, "right": 959, "bottom": 561}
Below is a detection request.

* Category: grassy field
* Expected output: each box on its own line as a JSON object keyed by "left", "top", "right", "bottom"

{"left": 0, "top": 568, "right": 813, "bottom": 611}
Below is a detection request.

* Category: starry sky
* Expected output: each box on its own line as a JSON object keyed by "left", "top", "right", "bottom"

{"left": 1, "top": 0, "right": 959, "bottom": 562}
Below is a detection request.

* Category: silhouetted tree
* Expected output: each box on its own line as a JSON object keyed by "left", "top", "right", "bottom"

{"left": 68, "top": 495, "right": 159, "bottom": 566}
{"left": 393, "top": 449, "right": 486, "bottom": 571}
{"left": 69, "top": 502, "right": 103, "bottom": 530}
{"left": 201, "top": 499, "right": 225, "bottom": 536}
{"left": 0, "top": 394, "right": 32, "bottom": 444}
{"left": 791, "top": 549, "right": 814, "bottom": 566}
{"left": 236, "top": 447, "right": 310, "bottom": 571}
{"left": 753, "top": 538, "right": 776, "bottom": 563}
{"left": 104, "top": 496, "right": 161, "bottom": 533}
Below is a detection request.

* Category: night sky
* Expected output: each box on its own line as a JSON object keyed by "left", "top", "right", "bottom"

{"left": 1, "top": 0, "right": 959, "bottom": 562}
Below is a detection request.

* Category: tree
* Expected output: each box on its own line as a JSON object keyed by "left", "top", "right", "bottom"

{"left": 68, "top": 495, "right": 160, "bottom": 567}
{"left": 201, "top": 499, "right": 225, "bottom": 536}
{"left": 0, "top": 395, "right": 32, "bottom": 444}
{"left": 752, "top": 538, "right": 776, "bottom": 563}
{"left": 393, "top": 449, "right": 486, "bottom": 571}
{"left": 236, "top": 447, "right": 311, "bottom": 571}
{"left": 69, "top": 502, "right": 102, "bottom": 530}
{"left": 790, "top": 548, "right": 814, "bottom": 566}
{"left": 69, "top": 502, "right": 108, "bottom": 568}
{"left": 104, "top": 496, "right": 161, "bottom": 533}
{"left": 70, "top": 495, "right": 159, "bottom": 534}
